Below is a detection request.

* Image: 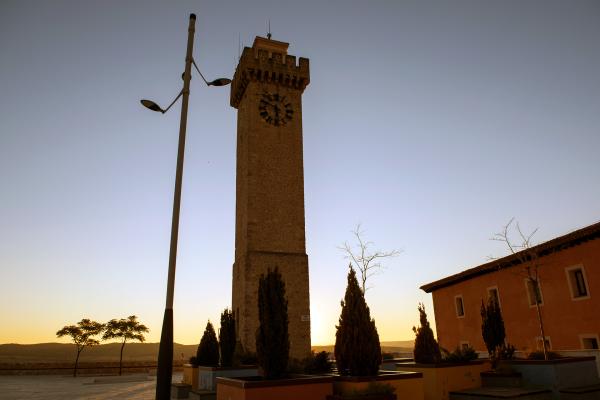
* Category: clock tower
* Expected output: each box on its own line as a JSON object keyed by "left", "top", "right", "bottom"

{"left": 230, "top": 37, "right": 311, "bottom": 360}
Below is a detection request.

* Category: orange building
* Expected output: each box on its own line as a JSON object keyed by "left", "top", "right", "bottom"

{"left": 421, "top": 222, "right": 600, "bottom": 353}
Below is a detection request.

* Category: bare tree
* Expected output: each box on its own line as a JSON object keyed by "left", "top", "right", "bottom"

{"left": 103, "top": 315, "right": 149, "bottom": 375}
{"left": 491, "top": 218, "right": 548, "bottom": 360}
{"left": 56, "top": 318, "right": 104, "bottom": 377}
{"left": 339, "top": 224, "right": 401, "bottom": 293}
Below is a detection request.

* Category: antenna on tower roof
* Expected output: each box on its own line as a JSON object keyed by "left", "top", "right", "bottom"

{"left": 267, "top": 19, "right": 272, "bottom": 40}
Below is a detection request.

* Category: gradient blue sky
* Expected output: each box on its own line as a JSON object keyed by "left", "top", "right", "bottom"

{"left": 1, "top": 1, "right": 599, "bottom": 345}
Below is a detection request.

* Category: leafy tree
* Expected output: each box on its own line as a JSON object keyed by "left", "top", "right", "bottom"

{"left": 480, "top": 296, "right": 505, "bottom": 366}
{"left": 56, "top": 318, "right": 104, "bottom": 377}
{"left": 219, "top": 308, "right": 236, "bottom": 367}
{"left": 256, "top": 267, "right": 290, "bottom": 379}
{"left": 339, "top": 224, "right": 401, "bottom": 293}
{"left": 334, "top": 266, "right": 382, "bottom": 376}
{"left": 196, "top": 321, "right": 219, "bottom": 367}
{"left": 102, "top": 315, "right": 149, "bottom": 375}
{"left": 412, "top": 303, "right": 441, "bottom": 364}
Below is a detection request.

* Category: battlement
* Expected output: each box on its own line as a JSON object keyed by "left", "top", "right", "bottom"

{"left": 230, "top": 43, "right": 310, "bottom": 108}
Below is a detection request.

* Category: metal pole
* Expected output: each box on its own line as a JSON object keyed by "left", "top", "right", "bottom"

{"left": 155, "top": 13, "right": 196, "bottom": 400}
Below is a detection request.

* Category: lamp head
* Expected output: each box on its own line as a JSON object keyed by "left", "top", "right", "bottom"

{"left": 208, "top": 78, "right": 232, "bottom": 87}
{"left": 140, "top": 99, "right": 164, "bottom": 113}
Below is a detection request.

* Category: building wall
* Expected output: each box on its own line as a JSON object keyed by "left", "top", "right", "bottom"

{"left": 431, "top": 239, "right": 600, "bottom": 352}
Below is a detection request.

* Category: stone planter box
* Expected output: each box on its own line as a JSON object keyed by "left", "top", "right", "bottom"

{"left": 216, "top": 374, "right": 334, "bottom": 400}
{"left": 503, "top": 356, "right": 600, "bottom": 399}
{"left": 183, "top": 364, "right": 258, "bottom": 391}
{"left": 333, "top": 371, "right": 423, "bottom": 400}
{"left": 396, "top": 360, "right": 489, "bottom": 400}
{"left": 197, "top": 365, "right": 258, "bottom": 391}
{"left": 480, "top": 370, "right": 523, "bottom": 388}
{"left": 380, "top": 358, "right": 413, "bottom": 371}
{"left": 183, "top": 364, "right": 199, "bottom": 389}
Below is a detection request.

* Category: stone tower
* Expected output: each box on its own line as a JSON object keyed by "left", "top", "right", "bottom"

{"left": 230, "top": 37, "right": 311, "bottom": 360}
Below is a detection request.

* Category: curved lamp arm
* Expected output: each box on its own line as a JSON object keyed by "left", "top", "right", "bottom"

{"left": 192, "top": 58, "right": 232, "bottom": 87}
{"left": 140, "top": 90, "right": 183, "bottom": 114}
{"left": 162, "top": 90, "right": 183, "bottom": 113}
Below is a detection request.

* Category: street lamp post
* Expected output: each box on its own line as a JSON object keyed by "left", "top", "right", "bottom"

{"left": 140, "top": 13, "right": 230, "bottom": 400}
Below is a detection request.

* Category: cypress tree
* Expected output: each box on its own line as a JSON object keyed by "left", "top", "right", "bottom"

{"left": 334, "top": 266, "right": 382, "bottom": 376}
{"left": 256, "top": 267, "right": 290, "bottom": 379}
{"left": 219, "top": 308, "right": 236, "bottom": 367}
{"left": 481, "top": 297, "right": 505, "bottom": 364}
{"left": 412, "top": 303, "right": 441, "bottom": 364}
{"left": 196, "top": 321, "right": 219, "bottom": 367}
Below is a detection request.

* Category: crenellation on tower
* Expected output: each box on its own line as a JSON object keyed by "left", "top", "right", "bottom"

{"left": 285, "top": 54, "right": 296, "bottom": 67}
{"left": 230, "top": 45, "right": 310, "bottom": 108}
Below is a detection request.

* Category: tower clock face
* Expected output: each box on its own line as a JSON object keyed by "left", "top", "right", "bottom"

{"left": 258, "top": 93, "right": 294, "bottom": 126}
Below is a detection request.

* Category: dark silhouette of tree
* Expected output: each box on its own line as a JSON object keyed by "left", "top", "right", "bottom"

{"left": 339, "top": 224, "right": 401, "bottom": 293}
{"left": 219, "top": 308, "right": 236, "bottom": 367}
{"left": 334, "top": 266, "right": 382, "bottom": 376}
{"left": 256, "top": 267, "right": 289, "bottom": 379}
{"left": 56, "top": 318, "right": 104, "bottom": 377}
{"left": 196, "top": 321, "right": 219, "bottom": 367}
{"left": 102, "top": 315, "right": 149, "bottom": 375}
{"left": 481, "top": 297, "right": 506, "bottom": 366}
{"left": 412, "top": 303, "right": 441, "bottom": 364}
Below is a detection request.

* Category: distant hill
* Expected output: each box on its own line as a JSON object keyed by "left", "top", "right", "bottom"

{"left": 312, "top": 340, "right": 413, "bottom": 355}
{"left": 0, "top": 343, "right": 196, "bottom": 363}
{"left": 0, "top": 340, "right": 414, "bottom": 363}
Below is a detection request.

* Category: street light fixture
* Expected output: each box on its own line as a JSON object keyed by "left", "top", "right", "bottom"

{"left": 140, "top": 13, "right": 230, "bottom": 400}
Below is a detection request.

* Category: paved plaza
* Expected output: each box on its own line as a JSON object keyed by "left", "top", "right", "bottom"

{"left": 0, "top": 373, "right": 183, "bottom": 400}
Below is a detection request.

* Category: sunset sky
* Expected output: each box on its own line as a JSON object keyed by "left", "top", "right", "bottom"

{"left": 1, "top": 1, "right": 599, "bottom": 346}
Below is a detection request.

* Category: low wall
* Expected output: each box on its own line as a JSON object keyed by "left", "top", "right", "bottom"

{"left": 507, "top": 357, "right": 600, "bottom": 399}
{"left": 396, "top": 361, "right": 489, "bottom": 400}
{"left": 558, "top": 350, "right": 600, "bottom": 379}
{"left": 0, "top": 361, "right": 185, "bottom": 376}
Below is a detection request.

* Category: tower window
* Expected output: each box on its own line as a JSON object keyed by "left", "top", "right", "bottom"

{"left": 566, "top": 266, "right": 590, "bottom": 300}
{"left": 455, "top": 295, "right": 465, "bottom": 318}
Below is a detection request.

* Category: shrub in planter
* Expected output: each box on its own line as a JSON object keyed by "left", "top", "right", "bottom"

{"left": 256, "top": 267, "right": 290, "bottom": 379}
{"left": 196, "top": 321, "right": 219, "bottom": 367}
{"left": 219, "top": 308, "right": 236, "bottom": 367}
{"left": 304, "top": 351, "right": 333, "bottom": 374}
{"left": 334, "top": 267, "right": 382, "bottom": 376}
{"left": 499, "top": 343, "right": 516, "bottom": 360}
{"left": 480, "top": 297, "right": 505, "bottom": 365}
{"left": 442, "top": 346, "right": 478, "bottom": 363}
{"left": 412, "top": 303, "right": 441, "bottom": 364}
